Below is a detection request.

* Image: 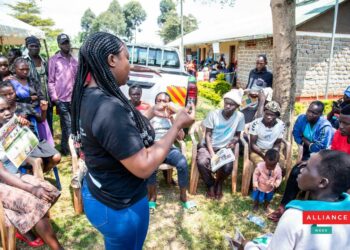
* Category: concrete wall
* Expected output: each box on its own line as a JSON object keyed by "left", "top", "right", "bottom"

{"left": 296, "top": 35, "right": 350, "bottom": 98}
{"left": 235, "top": 35, "right": 350, "bottom": 98}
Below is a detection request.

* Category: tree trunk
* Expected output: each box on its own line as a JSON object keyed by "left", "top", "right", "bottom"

{"left": 270, "top": 0, "right": 297, "bottom": 138}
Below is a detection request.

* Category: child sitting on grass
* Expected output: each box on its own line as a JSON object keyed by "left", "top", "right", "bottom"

{"left": 252, "top": 149, "right": 282, "bottom": 212}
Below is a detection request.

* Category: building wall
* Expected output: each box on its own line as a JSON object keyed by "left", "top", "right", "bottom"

{"left": 236, "top": 38, "right": 273, "bottom": 87}
{"left": 235, "top": 36, "right": 350, "bottom": 99}
{"left": 296, "top": 35, "right": 350, "bottom": 98}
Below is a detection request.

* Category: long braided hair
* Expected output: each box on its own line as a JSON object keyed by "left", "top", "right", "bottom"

{"left": 71, "top": 32, "right": 154, "bottom": 147}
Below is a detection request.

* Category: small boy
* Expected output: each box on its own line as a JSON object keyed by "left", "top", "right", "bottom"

{"left": 252, "top": 149, "right": 282, "bottom": 212}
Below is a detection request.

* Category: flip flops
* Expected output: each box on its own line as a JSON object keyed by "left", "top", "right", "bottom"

{"left": 148, "top": 201, "right": 157, "bottom": 214}
{"left": 180, "top": 200, "right": 197, "bottom": 213}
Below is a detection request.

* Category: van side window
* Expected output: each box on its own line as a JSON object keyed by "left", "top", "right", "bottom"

{"left": 127, "top": 45, "right": 133, "bottom": 64}
{"left": 162, "top": 50, "right": 180, "bottom": 68}
{"left": 148, "top": 48, "right": 162, "bottom": 67}
{"left": 133, "top": 46, "right": 147, "bottom": 65}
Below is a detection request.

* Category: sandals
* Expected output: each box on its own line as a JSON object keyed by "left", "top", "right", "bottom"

{"left": 180, "top": 200, "right": 197, "bottom": 213}
{"left": 15, "top": 232, "right": 44, "bottom": 248}
{"left": 148, "top": 201, "right": 157, "bottom": 214}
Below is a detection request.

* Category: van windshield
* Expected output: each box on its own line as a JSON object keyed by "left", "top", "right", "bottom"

{"left": 127, "top": 45, "right": 180, "bottom": 69}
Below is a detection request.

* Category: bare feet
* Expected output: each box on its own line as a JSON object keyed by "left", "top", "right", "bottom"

{"left": 206, "top": 186, "right": 215, "bottom": 199}
{"left": 214, "top": 182, "right": 223, "bottom": 200}
{"left": 253, "top": 201, "right": 259, "bottom": 211}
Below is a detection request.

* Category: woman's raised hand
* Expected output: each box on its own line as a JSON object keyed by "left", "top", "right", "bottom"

{"left": 173, "top": 103, "right": 195, "bottom": 129}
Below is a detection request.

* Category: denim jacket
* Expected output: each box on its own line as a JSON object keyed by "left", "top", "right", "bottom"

{"left": 292, "top": 114, "right": 334, "bottom": 153}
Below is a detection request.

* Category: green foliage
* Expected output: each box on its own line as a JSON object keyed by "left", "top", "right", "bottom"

{"left": 158, "top": 0, "right": 176, "bottom": 25}
{"left": 80, "top": 8, "right": 96, "bottom": 42}
{"left": 294, "top": 100, "right": 333, "bottom": 116}
{"left": 91, "top": 0, "right": 126, "bottom": 37}
{"left": 123, "top": 1, "right": 147, "bottom": 41}
{"left": 6, "top": 0, "right": 63, "bottom": 55}
{"left": 79, "top": 0, "right": 147, "bottom": 42}
{"left": 197, "top": 79, "right": 231, "bottom": 106}
{"left": 322, "top": 100, "right": 333, "bottom": 115}
{"left": 294, "top": 102, "right": 306, "bottom": 115}
{"left": 6, "top": 0, "right": 60, "bottom": 40}
{"left": 158, "top": 0, "right": 198, "bottom": 44}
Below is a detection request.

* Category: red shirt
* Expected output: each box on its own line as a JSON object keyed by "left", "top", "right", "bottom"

{"left": 135, "top": 101, "right": 151, "bottom": 111}
{"left": 331, "top": 130, "right": 350, "bottom": 154}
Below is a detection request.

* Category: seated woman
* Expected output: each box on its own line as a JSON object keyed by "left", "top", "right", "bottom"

{"left": 9, "top": 57, "right": 54, "bottom": 146}
{"left": 234, "top": 150, "right": 350, "bottom": 249}
{"left": 0, "top": 82, "right": 60, "bottom": 175}
{"left": 0, "top": 96, "right": 63, "bottom": 249}
{"left": 147, "top": 92, "right": 195, "bottom": 212}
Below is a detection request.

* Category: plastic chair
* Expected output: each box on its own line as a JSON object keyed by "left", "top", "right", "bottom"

{"left": 0, "top": 198, "right": 16, "bottom": 250}
{"left": 188, "top": 121, "right": 240, "bottom": 195}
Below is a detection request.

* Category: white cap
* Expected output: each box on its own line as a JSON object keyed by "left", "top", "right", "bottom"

{"left": 223, "top": 88, "right": 244, "bottom": 105}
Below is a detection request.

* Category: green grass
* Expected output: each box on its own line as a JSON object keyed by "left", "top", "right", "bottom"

{"left": 17, "top": 97, "right": 288, "bottom": 250}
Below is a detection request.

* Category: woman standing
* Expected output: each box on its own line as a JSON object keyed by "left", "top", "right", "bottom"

{"left": 71, "top": 32, "right": 195, "bottom": 249}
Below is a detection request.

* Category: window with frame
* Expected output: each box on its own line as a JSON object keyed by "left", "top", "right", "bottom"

{"left": 133, "top": 46, "right": 147, "bottom": 65}
{"left": 162, "top": 50, "right": 180, "bottom": 68}
{"left": 148, "top": 48, "right": 162, "bottom": 67}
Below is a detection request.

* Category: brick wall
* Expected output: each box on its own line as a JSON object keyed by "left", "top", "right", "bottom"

{"left": 236, "top": 36, "right": 350, "bottom": 98}
{"left": 296, "top": 35, "right": 350, "bottom": 98}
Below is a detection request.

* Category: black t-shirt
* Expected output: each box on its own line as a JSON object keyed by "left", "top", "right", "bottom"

{"left": 246, "top": 68, "right": 273, "bottom": 90}
{"left": 80, "top": 87, "right": 149, "bottom": 210}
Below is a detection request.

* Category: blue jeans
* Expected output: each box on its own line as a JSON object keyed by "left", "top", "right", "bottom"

{"left": 147, "top": 147, "right": 188, "bottom": 188}
{"left": 82, "top": 180, "right": 149, "bottom": 250}
{"left": 252, "top": 189, "right": 274, "bottom": 203}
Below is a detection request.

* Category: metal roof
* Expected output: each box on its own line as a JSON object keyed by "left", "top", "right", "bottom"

{"left": 167, "top": 0, "right": 347, "bottom": 47}
{"left": 0, "top": 14, "right": 46, "bottom": 45}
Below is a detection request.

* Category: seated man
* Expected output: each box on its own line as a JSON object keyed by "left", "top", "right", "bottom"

{"left": 268, "top": 101, "right": 334, "bottom": 222}
{"left": 327, "top": 86, "right": 350, "bottom": 129}
{"left": 249, "top": 101, "right": 285, "bottom": 170}
{"left": 147, "top": 92, "right": 195, "bottom": 212}
{"left": 331, "top": 104, "right": 350, "bottom": 154}
{"left": 197, "top": 89, "right": 245, "bottom": 200}
{"left": 293, "top": 101, "right": 334, "bottom": 161}
{"left": 128, "top": 84, "right": 151, "bottom": 113}
{"left": 241, "top": 54, "right": 273, "bottom": 123}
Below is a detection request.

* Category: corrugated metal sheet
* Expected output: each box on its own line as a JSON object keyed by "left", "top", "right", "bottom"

{"left": 167, "top": 0, "right": 346, "bottom": 47}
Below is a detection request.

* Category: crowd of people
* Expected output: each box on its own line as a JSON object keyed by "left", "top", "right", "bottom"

{"left": 185, "top": 53, "right": 238, "bottom": 84}
{"left": 0, "top": 30, "right": 350, "bottom": 250}
{"left": 0, "top": 33, "right": 76, "bottom": 249}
